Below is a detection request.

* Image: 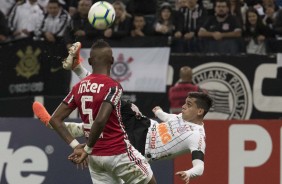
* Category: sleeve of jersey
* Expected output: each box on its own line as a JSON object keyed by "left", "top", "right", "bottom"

{"left": 63, "top": 90, "right": 77, "bottom": 110}
{"left": 155, "top": 109, "right": 177, "bottom": 122}
{"left": 103, "top": 85, "right": 123, "bottom": 107}
{"left": 189, "top": 133, "right": 206, "bottom": 154}
{"left": 184, "top": 159, "right": 204, "bottom": 178}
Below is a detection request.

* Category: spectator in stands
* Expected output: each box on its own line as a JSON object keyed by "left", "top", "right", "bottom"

{"left": 130, "top": 14, "right": 154, "bottom": 37}
{"left": 68, "top": 0, "right": 93, "bottom": 16}
{"left": 0, "top": 0, "right": 16, "bottom": 16}
{"left": 104, "top": 1, "right": 132, "bottom": 39}
{"left": 173, "top": 0, "right": 208, "bottom": 52}
{"left": 38, "top": 0, "right": 66, "bottom": 12}
{"left": 262, "top": 0, "right": 278, "bottom": 7}
{"left": 64, "top": 0, "right": 100, "bottom": 48}
{"left": 245, "top": 0, "right": 265, "bottom": 16}
{"left": 0, "top": 10, "right": 10, "bottom": 42}
{"left": 126, "top": 0, "right": 157, "bottom": 16}
{"left": 201, "top": 0, "right": 215, "bottom": 15}
{"left": 8, "top": 0, "right": 44, "bottom": 39}
{"left": 198, "top": 0, "right": 242, "bottom": 54}
{"left": 37, "top": 0, "right": 70, "bottom": 43}
{"left": 230, "top": 0, "right": 244, "bottom": 26}
{"left": 153, "top": 3, "right": 182, "bottom": 38}
{"left": 273, "top": 8, "right": 282, "bottom": 37}
{"left": 262, "top": 3, "right": 277, "bottom": 30}
{"left": 244, "top": 8, "right": 275, "bottom": 54}
{"left": 168, "top": 66, "right": 204, "bottom": 114}
{"left": 240, "top": 0, "right": 249, "bottom": 26}
{"left": 68, "top": 0, "right": 79, "bottom": 16}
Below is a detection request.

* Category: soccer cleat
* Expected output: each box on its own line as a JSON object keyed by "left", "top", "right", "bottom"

{"left": 32, "top": 101, "right": 51, "bottom": 127}
{"left": 63, "top": 42, "right": 82, "bottom": 70}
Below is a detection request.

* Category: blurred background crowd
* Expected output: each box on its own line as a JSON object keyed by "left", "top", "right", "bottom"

{"left": 1, "top": 0, "right": 282, "bottom": 55}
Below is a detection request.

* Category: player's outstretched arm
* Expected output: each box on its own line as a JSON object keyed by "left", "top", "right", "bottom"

{"left": 32, "top": 101, "right": 84, "bottom": 138}
{"left": 152, "top": 106, "right": 177, "bottom": 122}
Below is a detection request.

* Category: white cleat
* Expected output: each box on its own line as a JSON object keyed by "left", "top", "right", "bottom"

{"left": 63, "top": 42, "right": 82, "bottom": 70}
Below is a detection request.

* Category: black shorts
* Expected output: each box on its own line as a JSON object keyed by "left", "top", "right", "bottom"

{"left": 123, "top": 116, "right": 150, "bottom": 156}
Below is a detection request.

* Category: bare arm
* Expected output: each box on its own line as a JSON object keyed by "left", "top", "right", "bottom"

{"left": 198, "top": 28, "right": 214, "bottom": 38}
{"left": 198, "top": 28, "right": 241, "bottom": 39}
{"left": 47, "top": 122, "right": 84, "bottom": 137}
{"left": 49, "top": 103, "right": 77, "bottom": 145}
{"left": 33, "top": 101, "right": 84, "bottom": 138}
{"left": 221, "top": 30, "right": 242, "bottom": 38}
{"left": 87, "top": 102, "right": 113, "bottom": 147}
{"left": 70, "top": 101, "right": 114, "bottom": 163}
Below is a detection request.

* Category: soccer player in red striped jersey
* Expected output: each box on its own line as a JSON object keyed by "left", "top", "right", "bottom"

{"left": 34, "top": 41, "right": 212, "bottom": 184}
{"left": 49, "top": 40, "right": 156, "bottom": 184}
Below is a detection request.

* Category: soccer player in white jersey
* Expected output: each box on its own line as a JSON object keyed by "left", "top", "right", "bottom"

{"left": 33, "top": 42, "right": 213, "bottom": 184}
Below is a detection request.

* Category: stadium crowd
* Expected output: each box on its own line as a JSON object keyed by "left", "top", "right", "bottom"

{"left": 0, "top": 0, "right": 282, "bottom": 54}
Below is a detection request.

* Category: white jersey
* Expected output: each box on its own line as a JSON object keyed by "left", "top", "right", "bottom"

{"left": 38, "top": 8, "right": 70, "bottom": 37}
{"left": 8, "top": 0, "right": 44, "bottom": 36}
{"left": 145, "top": 114, "right": 206, "bottom": 161}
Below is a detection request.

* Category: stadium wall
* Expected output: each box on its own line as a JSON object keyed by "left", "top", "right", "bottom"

{"left": 0, "top": 118, "right": 281, "bottom": 184}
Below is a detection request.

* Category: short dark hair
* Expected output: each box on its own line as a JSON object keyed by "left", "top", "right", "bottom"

{"left": 48, "top": 0, "right": 60, "bottom": 5}
{"left": 216, "top": 0, "right": 230, "bottom": 8}
{"left": 91, "top": 39, "right": 111, "bottom": 49}
{"left": 188, "top": 92, "right": 213, "bottom": 116}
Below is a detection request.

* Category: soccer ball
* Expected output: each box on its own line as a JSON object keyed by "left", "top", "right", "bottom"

{"left": 88, "top": 1, "right": 116, "bottom": 30}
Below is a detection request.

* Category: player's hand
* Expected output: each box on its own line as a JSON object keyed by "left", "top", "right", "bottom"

{"left": 184, "top": 32, "right": 195, "bottom": 40}
{"left": 76, "top": 158, "right": 88, "bottom": 170}
{"left": 68, "top": 146, "right": 88, "bottom": 164}
{"left": 176, "top": 171, "right": 190, "bottom": 184}
{"left": 212, "top": 32, "right": 222, "bottom": 40}
{"left": 45, "top": 32, "right": 56, "bottom": 42}
{"left": 68, "top": 144, "right": 88, "bottom": 168}
{"left": 22, "top": 29, "right": 30, "bottom": 36}
{"left": 152, "top": 106, "right": 162, "bottom": 114}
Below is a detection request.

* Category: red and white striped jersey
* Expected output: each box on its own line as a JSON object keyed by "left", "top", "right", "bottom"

{"left": 63, "top": 73, "right": 129, "bottom": 156}
{"left": 145, "top": 114, "right": 206, "bottom": 161}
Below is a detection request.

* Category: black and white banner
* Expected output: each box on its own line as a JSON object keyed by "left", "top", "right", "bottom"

{"left": 72, "top": 48, "right": 170, "bottom": 93}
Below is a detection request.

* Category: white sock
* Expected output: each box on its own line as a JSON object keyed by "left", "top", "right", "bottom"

{"left": 73, "top": 64, "right": 91, "bottom": 80}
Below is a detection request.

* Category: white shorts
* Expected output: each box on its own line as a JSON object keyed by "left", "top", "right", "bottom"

{"left": 88, "top": 146, "right": 153, "bottom": 184}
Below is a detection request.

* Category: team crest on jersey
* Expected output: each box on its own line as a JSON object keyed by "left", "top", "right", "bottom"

{"left": 111, "top": 53, "right": 132, "bottom": 82}
{"left": 192, "top": 62, "right": 252, "bottom": 119}
{"left": 15, "top": 46, "right": 41, "bottom": 79}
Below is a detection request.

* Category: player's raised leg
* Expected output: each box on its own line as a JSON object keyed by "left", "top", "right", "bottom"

{"left": 63, "top": 42, "right": 82, "bottom": 70}
{"left": 62, "top": 42, "right": 90, "bottom": 79}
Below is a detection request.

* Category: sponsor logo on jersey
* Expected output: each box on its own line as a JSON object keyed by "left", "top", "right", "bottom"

{"left": 157, "top": 123, "right": 172, "bottom": 145}
{"left": 111, "top": 53, "right": 132, "bottom": 82}
{"left": 193, "top": 62, "right": 252, "bottom": 119}
{"left": 150, "top": 124, "right": 157, "bottom": 149}
{"left": 78, "top": 80, "right": 104, "bottom": 94}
